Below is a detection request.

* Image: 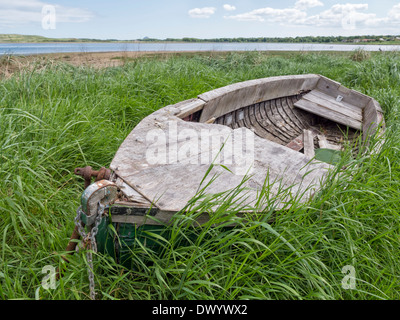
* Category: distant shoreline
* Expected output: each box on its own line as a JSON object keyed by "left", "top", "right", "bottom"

{"left": 1, "top": 41, "right": 399, "bottom": 57}
{"left": 0, "top": 40, "right": 398, "bottom": 46}
{"left": 1, "top": 33, "right": 400, "bottom": 46}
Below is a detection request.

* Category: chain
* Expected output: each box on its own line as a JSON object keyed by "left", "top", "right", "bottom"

{"left": 74, "top": 202, "right": 105, "bottom": 300}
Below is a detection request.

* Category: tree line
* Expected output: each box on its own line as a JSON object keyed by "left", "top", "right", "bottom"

{"left": 140, "top": 35, "right": 400, "bottom": 43}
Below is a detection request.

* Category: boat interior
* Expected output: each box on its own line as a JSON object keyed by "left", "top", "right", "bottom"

{"left": 177, "top": 74, "right": 384, "bottom": 160}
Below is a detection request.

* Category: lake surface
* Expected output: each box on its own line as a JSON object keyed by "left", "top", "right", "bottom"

{"left": 1, "top": 42, "right": 400, "bottom": 55}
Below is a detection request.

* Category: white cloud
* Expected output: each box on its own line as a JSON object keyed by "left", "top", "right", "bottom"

{"left": 223, "top": 4, "right": 236, "bottom": 12}
{"left": 303, "top": 4, "right": 378, "bottom": 28}
{"left": 0, "top": 0, "right": 93, "bottom": 26}
{"left": 294, "top": 0, "right": 324, "bottom": 11}
{"left": 188, "top": 7, "right": 217, "bottom": 19}
{"left": 223, "top": 0, "right": 322, "bottom": 23}
{"left": 366, "top": 3, "right": 400, "bottom": 26}
{"left": 224, "top": 7, "right": 307, "bottom": 22}
{"left": 388, "top": 3, "right": 400, "bottom": 21}
{"left": 224, "top": 2, "right": 400, "bottom": 30}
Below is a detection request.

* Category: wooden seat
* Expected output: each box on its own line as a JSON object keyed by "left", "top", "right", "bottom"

{"left": 294, "top": 90, "right": 362, "bottom": 130}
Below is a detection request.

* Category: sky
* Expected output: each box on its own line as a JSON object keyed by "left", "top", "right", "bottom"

{"left": 1, "top": 0, "right": 400, "bottom": 39}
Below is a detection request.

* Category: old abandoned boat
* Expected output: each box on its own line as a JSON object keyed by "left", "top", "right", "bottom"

{"left": 68, "top": 74, "right": 385, "bottom": 267}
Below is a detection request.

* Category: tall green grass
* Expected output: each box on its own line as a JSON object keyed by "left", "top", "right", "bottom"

{"left": 0, "top": 51, "right": 399, "bottom": 300}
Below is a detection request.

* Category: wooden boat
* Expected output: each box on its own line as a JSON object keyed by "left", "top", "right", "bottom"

{"left": 71, "top": 74, "right": 385, "bottom": 264}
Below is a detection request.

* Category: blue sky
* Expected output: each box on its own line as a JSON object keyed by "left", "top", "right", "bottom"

{"left": 1, "top": 0, "right": 400, "bottom": 39}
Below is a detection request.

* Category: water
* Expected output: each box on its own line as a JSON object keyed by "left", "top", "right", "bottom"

{"left": 1, "top": 42, "right": 399, "bottom": 55}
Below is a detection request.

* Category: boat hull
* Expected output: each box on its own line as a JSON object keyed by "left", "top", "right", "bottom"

{"left": 74, "top": 74, "right": 385, "bottom": 262}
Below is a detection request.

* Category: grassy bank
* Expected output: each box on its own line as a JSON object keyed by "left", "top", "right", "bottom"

{"left": 0, "top": 51, "right": 399, "bottom": 300}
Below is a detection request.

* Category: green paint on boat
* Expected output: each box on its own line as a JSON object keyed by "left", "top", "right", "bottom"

{"left": 95, "top": 216, "right": 169, "bottom": 268}
{"left": 315, "top": 148, "right": 343, "bottom": 165}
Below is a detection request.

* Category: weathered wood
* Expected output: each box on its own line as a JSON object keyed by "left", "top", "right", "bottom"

{"left": 110, "top": 210, "right": 188, "bottom": 226}
{"left": 316, "top": 75, "right": 371, "bottom": 109}
{"left": 231, "top": 111, "right": 240, "bottom": 129}
{"left": 215, "top": 93, "right": 311, "bottom": 147}
{"left": 175, "top": 99, "right": 206, "bottom": 119}
{"left": 286, "top": 133, "right": 304, "bottom": 152}
{"left": 288, "top": 95, "right": 314, "bottom": 127}
{"left": 115, "top": 178, "right": 152, "bottom": 206}
{"left": 317, "top": 135, "right": 342, "bottom": 151}
{"left": 246, "top": 104, "right": 285, "bottom": 144}
{"left": 363, "top": 98, "right": 385, "bottom": 142}
{"left": 267, "top": 99, "right": 295, "bottom": 138}
{"left": 304, "top": 129, "right": 315, "bottom": 159}
{"left": 279, "top": 97, "right": 305, "bottom": 135}
{"left": 199, "top": 74, "right": 320, "bottom": 122}
{"left": 110, "top": 203, "right": 158, "bottom": 216}
{"left": 110, "top": 105, "right": 331, "bottom": 212}
{"left": 304, "top": 90, "right": 363, "bottom": 121}
{"left": 294, "top": 99, "right": 362, "bottom": 130}
{"left": 109, "top": 75, "right": 384, "bottom": 217}
{"left": 236, "top": 108, "right": 247, "bottom": 129}
{"left": 274, "top": 98, "right": 301, "bottom": 135}
{"left": 110, "top": 210, "right": 243, "bottom": 227}
{"left": 317, "top": 135, "right": 328, "bottom": 149}
{"left": 254, "top": 103, "right": 288, "bottom": 143}
{"left": 260, "top": 100, "right": 292, "bottom": 142}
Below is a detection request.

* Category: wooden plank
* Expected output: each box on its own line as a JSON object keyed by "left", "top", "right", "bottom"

{"left": 112, "top": 201, "right": 155, "bottom": 210}
{"left": 364, "top": 99, "right": 382, "bottom": 125}
{"left": 111, "top": 210, "right": 188, "bottom": 226}
{"left": 220, "top": 95, "right": 308, "bottom": 146}
{"left": 315, "top": 76, "right": 341, "bottom": 98}
{"left": 339, "top": 87, "right": 372, "bottom": 110}
{"left": 231, "top": 110, "right": 241, "bottom": 129}
{"left": 115, "top": 178, "right": 152, "bottom": 206}
{"left": 246, "top": 105, "right": 285, "bottom": 144}
{"left": 316, "top": 76, "right": 371, "bottom": 109}
{"left": 286, "top": 133, "right": 304, "bottom": 151}
{"left": 199, "top": 74, "right": 320, "bottom": 123}
{"left": 176, "top": 99, "right": 206, "bottom": 119}
{"left": 317, "top": 135, "right": 328, "bottom": 148}
{"left": 272, "top": 97, "right": 303, "bottom": 135}
{"left": 288, "top": 95, "right": 314, "bottom": 127}
{"left": 261, "top": 100, "right": 292, "bottom": 141}
{"left": 294, "top": 99, "right": 362, "bottom": 130}
{"left": 303, "top": 129, "right": 315, "bottom": 159}
{"left": 279, "top": 96, "right": 305, "bottom": 135}
{"left": 111, "top": 210, "right": 242, "bottom": 227}
{"left": 363, "top": 98, "right": 385, "bottom": 142}
{"left": 317, "top": 135, "right": 342, "bottom": 151}
{"left": 215, "top": 117, "right": 224, "bottom": 125}
{"left": 223, "top": 113, "right": 234, "bottom": 126}
{"left": 304, "top": 90, "right": 363, "bottom": 121}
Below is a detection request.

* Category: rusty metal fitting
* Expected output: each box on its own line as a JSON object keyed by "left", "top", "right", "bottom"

{"left": 74, "top": 166, "right": 112, "bottom": 188}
